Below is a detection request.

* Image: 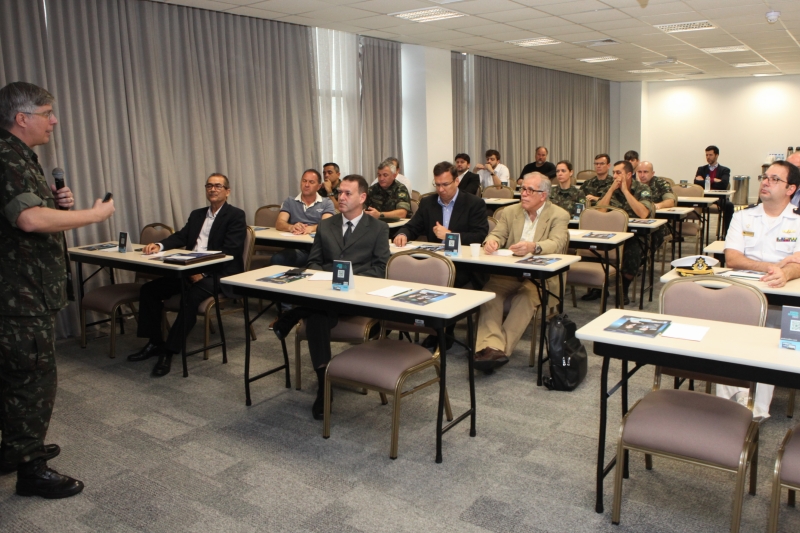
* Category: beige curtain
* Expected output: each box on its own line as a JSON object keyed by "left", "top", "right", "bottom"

{"left": 452, "top": 52, "right": 610, "bottom": 178}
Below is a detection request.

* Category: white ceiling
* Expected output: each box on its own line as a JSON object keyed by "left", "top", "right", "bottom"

{"left": 155, "top": 0, "right": 800, "bottom": 82}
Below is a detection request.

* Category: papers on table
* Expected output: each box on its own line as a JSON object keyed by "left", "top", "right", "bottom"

{"left": 142, "top": 251, "right": 166, "bottom": 258}
{"left": 718, "top": 269, "right": 765, "bottom": 280}
{"left": 100, "top": 246, "right": 122, "bottom": 252}
{"left": 390, "top": 245, "right": 419, "bottom": 251}
{"left": 309, "top": 272, "right": 333, "bottom": 281}
{"left": 368, "top": 285, "right": 413, "bottom": 298}
{"left": 279, "top": 232, "right": 297, "bottom": 237}
{"left": 492, "top": 249, "right": 514, "bottom": 256}
{"left": 662, "top": 323, "right": 709, "bottom": 342}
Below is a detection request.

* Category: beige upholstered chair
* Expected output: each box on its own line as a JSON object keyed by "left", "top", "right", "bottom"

{"left": 80, "top": 222, "right": 174, "bottom": 358}
{"left": 481, "top": 185, "right": 515, "bottom": 199}
{"left": 567, "top": 206, "right": 628, "bottom": 310}
{"left": 409, "top": 198, "right": 419, "bottom": 217}
{"left": 769, "top": 423, "right": 800, "bottom": 532}
{"left": 163, "top": 226, "right": 257, "bottom": 360}
{"left": 323, "top": 250, "right": 455, "bottom": 459}
{"left": 420, "top": 192, "right": 436, "bottom": 202}
{"left": 487, "top": 216, "right": 497, "bottom": 234}
{"left": 491, "top": 205, "right": 507, "bottom": 220}
{"left": 612, "top": 277, "right": 767, "bottom": 532}
{"left": 660, "top": 176, "right": 675, "bottom": 186}
{"left": 250, "top": 204, "right": 282, "bottom": 270}
{"left": 411, "top": 190, "right": 421, "bottom": 202}
{"left": 671, "top": 184, "right": 705, "bottom": 254}
{"left": 576, "top": 170, "right": 596, "bottom": 183}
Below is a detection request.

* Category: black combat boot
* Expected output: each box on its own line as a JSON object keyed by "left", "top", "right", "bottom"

{"left": 16, "top": 458, "right": 84, "bottom": 499}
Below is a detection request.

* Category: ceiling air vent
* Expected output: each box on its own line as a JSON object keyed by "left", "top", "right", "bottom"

{"left": 390, "top": 8, "right": 465, "bottom": 22}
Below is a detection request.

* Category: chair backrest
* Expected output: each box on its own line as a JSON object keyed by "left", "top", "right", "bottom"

{"left": 140, "top": 222, "right": 174, "bottom": 245}
{"left": 487, "top": 216, "right": 497, "bottom": 233}
{"left": 409, "top": 199, "right": 419, "bottom": 217}
{"left": 481, "top": 186, "right": 515, "bottom": 199}
{"left": 243, "top": 226, "right": 257, "bottom": 271}
{"left": 476, "top": 186, "right": 483, "bottom": 198}
{"left": 660, "top": 176, "right": 675, "bottom": 186}
{"left": 657, "top": 277, "right": 767, "bottom": 390}
{"left": 578, "top": 206, "right": 628, "bottom": 260}
{"left": 420, "top": 192, "right": 437, "bottom": 202}
{"left": 411, "top": 190, "right": 421, "bottom": 202}
{"left": 577, "top": 170, "right": 596, "bottom": 182}
{"left": 492, "top": 205, "right": 506, "bottom": 220}
{"left": 672, "top": 183, "right": 704, "bottom": 199}
{"left": 386, "top": 250, "right": 455, "bottom": 287}
{"left": 254, "top": 204, "right": 282, "bottom": 227}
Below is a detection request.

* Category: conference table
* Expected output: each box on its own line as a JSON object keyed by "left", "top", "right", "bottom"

{"left": 660, "top": 267, "right": 800, "bottom": 307}
{"left": 68, "top": 244, "right": 233, "bottom": 377}
{"left": 482, "top": 197, "right": 519, "bottom": 215}
{"left": 655, "top": 207, "right": 692, "bottom": 260}
{"left": 567, "top": 229, "right": 634, "bottom": 312}
{"left": 676, "top": 196, "right": 718, "bottom": 249}
{"left": 702, "top": 240, "right": 726, "bottom": 265}
{"left": 222, "top": 265, "right": 495, "bottom": 463}
{"left": 704, "top": 189, "right": 736, "bottom": 239}
{"left": 576, "top": 308, "right": 800, "bottom": 514}
{"left": 389, "top": 243, "right": 581, "bottom": 384}
{"left": 252, "top": 220, "right": 410, "bottom": 248}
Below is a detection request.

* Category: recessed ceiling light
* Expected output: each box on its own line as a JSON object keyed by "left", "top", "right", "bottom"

{"left": 390, "top": 7, "right": 465, "bottom": 23}
{"left": 644, "top": 58, "right": 676, "bottom": 66}
{"left": 654, "top": 20, "right": 715, "bottom": 33}
{"left": 628, "top": 69, "right": 663, "bottom": 74}
{"left": 753, "top": 73, "right": 782, "bottom": 77}
{"left": 578, "top": 56, "right": 618, "bottom": 63}
{"left": 701, "top": 45, "right": 749, "bottom": 54}
{"left": 506, "top": 37, "right": 561, "bottom": 47}
{"left": 575, "top": 38, "right": 620, "bottom": 47}
{"left": 733, "top": 62, "right": 770, "bottom": 68}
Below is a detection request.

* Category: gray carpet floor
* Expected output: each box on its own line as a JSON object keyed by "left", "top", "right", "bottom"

{"left": 2, "top": 276, "right": 800, "bottom": 532}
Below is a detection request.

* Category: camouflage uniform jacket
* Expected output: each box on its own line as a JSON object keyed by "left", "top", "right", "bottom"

{"left": 366, "top": 179, "right": 411, "bottom": 215}
{"left": 550, "top": 186, "right": 586, "bottom": 216}
{"left": 645, "top": 176, "right": 675, "bottom": 205}
{"left": 580, "top": 175, "right": 613, "bottom": 201}
{"left": 0, "top": 128, "right": 67, "bottom": 316}
{"left": 604, "top": 179, "right": 655, "bottom": 218}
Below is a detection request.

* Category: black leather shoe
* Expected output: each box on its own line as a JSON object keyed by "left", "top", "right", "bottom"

{"left": 623, "top": 294, "right": 630, "bottom": 306}
{"left": 127, "top": 342, "right": 163, "bottom": 362}
{"left": 0, "top": 444, "right": 60, "bottom": 474}
{"left": 581, "top": 289, "right": 602, "bottom": 301}
{"left": 272, "top": 318, "right": 291, "bottom": 341}
{"left": 151, "top": 351, "right": 173, "bottom": 377}
{"left": 16, "top": 459, "right": 84, "bottom": 499}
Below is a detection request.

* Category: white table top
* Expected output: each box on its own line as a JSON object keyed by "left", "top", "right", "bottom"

{"left": 660, "top": 267, "right": 800, "bottom": 298}
{"left": 389, "top": 242, "right": 581, "bottom": 272}
{"left": 656, "top": 207, "right": 694, "bottom": 217}
{"left": 68, "top": 244, "right": 233, "bottom": 271}
{"left": 568, "top": 218, "right": 667, "bottom": 230}
{"left": 703, "top": 240, "right": 725, "bottom": 254}
{"left": 483, "top": 198, "right": 520, "bottom": 206}
{"left": 568, "top": 229, "right": 634, "bottom": 245}
{"left": 677, "top": 196, "right": 718, "bottom": 205}
{"left": 704, "top": 190, "right": 736, "bottom": 197}
{"left": 252, "top": 227, "right": 313, "bottom": 244}
{"left": 576, "top": 308, "right": 800, "bottom": 375}
{"left": 222, "top": 265, "right": 495, "bottom": 319}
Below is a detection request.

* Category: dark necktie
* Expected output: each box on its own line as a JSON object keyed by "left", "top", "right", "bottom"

{"left": 343, "top": 221, "right": 353, "bottom": 245}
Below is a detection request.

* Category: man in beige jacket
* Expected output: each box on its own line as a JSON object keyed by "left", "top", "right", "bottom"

{"left": 475, "top": 172, "right": 570, "bottom": 372}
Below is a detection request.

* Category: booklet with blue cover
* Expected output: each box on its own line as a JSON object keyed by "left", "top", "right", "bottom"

{"left": 258, "top": 272, "right": 311, "bottom": 284}
{"left": 604, "top": 316, "right": 671, "bottom": 338}
{"left": 391, "top": 289, "right": 454, "bottom": 306}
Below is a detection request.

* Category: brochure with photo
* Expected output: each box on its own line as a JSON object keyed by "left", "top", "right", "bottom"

{"left": 604, "top": 316, "right": 671, "bottom": 338}
{"left": 582, "top": 232, "right": 616, "bottom": 239}
{"left": 80, "top": 243, "right": 116, "bottom": 251}
{"left": 391, "top": 289, "right": 455, "bottom": 306}
{"left": 258, "top": 272, "right": 311, "bottom": 284}
{"left": 629, "top": 219, "right": 656, "bottom": 224}
{"left": 417, "top": 244, "right": 444, "bottom": 252}
{"left": 516, "top": 256, "right": 559, "bottom": 266}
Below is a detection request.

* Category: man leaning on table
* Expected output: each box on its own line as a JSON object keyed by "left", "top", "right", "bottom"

{"left": 128, "top": 173, "right": 246, "bottom": 377}
{"left": 365, "top": 159, "right": 410, "bottom": 220}
{"left": 473, "top": 172, "right": 569, "bottom": 372}
{"left": 271, "top": 174, "right": 390, "bottom": 420}
{"left": 720, "top": 159, "right": 800, "bottom": 419}
{"left": 393, "top": 161, "right": 489, "bottom": 348}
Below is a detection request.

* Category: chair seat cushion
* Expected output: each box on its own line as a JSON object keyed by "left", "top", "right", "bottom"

{"left": 781, "top": 426, "right": 800, "bottom": 487}
{"left": 298, "top": 316, "right": 375, "bottom": 340}
{"left": 623, "top": 389, "right": 753, "bottom": 469}
{"left": 327, "top": 339, "right": 433, "bottom": 391}
{"left": 566, "top": 263, "right": 616, "bottom": 286}
{"left": 81, "top": 283, "right": 141, "bottom": 313}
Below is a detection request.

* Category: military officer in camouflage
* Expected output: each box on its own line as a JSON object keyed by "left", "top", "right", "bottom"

{"left": 365, "top": 158, "right": 411, "bottom": 219}
{"left": 580, "top": 153, "right": 613, "bottom": 205}
{"left": 636, "top": 161, "right": 675, "bottom": 249}
{"left": 594, "top": 160, "right": 654, "bottom": 304}
{"left": 550, "top": 160, "right": 586, "bottom": 217}
{"left": 0, "top": 82, "right": 114, "bottom": 498}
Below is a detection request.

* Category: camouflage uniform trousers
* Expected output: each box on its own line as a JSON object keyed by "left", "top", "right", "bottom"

{"left": 0, "top": 314, "right": 57, "bottom": 467}
{"left": 622, "top": 237, "right": 646, "bottom": 277}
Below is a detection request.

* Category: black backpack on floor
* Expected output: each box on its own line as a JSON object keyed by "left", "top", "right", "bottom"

{"left": 543, "top": 313, "right": 587, "bottom": 391}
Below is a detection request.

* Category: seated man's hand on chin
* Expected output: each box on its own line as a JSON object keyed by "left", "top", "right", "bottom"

{"left": 761, "top": 266, "right": 788, "bottom": 288}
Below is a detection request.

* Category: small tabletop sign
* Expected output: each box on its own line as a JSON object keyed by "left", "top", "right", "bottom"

{"left": 780, "top": 306, "right": 800, "bottom": 350}
{"left": 118, "top": 231, "right": 132, "bottom": 253}
{"left": 444, "top": 233, "right": 460, "bottom": 257}
{"left": 574, "top": 202, "right": 584, "bottom": 219}
{"left": 332, "top": 260, "right": 353, "bottom": 291}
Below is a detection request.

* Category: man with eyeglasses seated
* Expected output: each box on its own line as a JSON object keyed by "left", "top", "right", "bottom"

{"left": 272, "top": 169, "right": 335, "bottom": 267}
{"left": 128, "top": 173, "right": 246, "bottom": 377}
{"left": 393, "top": 161, "right": 489, "bottom": 348}
{"left": 719, "top": 160, "right": 800, "bottom": 420}
{"left": 594, "top": 160, "right": 654, "bottom": 305}
{"left": 473, "top": 172, "right": 569, "bottom": 372}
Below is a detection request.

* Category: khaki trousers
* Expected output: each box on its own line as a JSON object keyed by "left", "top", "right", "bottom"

{"left": 476, "top": 275, "right": 541, "bottom": 356}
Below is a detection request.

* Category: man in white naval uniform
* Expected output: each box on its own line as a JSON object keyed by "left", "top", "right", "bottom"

{"left": 722, "top": 160, "right": 800, "bottom": 418}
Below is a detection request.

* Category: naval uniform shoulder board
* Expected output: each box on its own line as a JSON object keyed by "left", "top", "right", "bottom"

{"left": 794, "top": 206, "right": 800, "bottom": 215}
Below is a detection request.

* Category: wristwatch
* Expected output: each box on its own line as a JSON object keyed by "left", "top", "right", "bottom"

{"left": 534, "top": 244, "right": 542, "bottom": 255}
{"left": 379, "top": 213, "right": 384, "bottom": 218}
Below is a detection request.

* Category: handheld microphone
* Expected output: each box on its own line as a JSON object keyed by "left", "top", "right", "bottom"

{"left": 52, "top": 167, "right": 68, "bottom": 210}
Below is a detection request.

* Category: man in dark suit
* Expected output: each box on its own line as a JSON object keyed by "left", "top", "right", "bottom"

{"left": 455, "top": 153, "right": 480, "bottom": 195}
{"left": 127, "top": 173, "right": 246, "bottom": 377}
{"left": 694, "top": 144, "right": 734, "bottom": 235}
{"left": 272, "top": 174, "right": 390, "bottom": 419}
{"left": 394, "top": 161, "right": 489, "bottom": 347}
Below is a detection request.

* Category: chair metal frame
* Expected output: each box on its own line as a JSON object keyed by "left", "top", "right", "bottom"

{"left": 768, "top": 424, "right": 800, "bottom": 532}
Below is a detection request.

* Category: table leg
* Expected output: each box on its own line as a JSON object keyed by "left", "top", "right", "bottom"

{"left": 212, "top": 275, "right": 227, "bottom": 364}
{"left": 244, "top": 296, "right": 253, "bottom": 406}
{"left": 436, "top": 325, "right": 447, "bottom": 463}
{"left": 648, "top": 233, "right": 656, "bottom": 302}
{"left": 180, "top": 275, "right": 189, "bottom": 378}
{"left": 557, "top": 272, "right": 565, "bottom": 314}
{"left": 596, "top": 356, "right": 611, "bottom": 513}
{"left": 677, "top": 218, "right": 684, "bottom": 257}
{"left": 537, "top": 281, "right": 550, "bottom": 387}
{"left": 638, "top": 235, "right": 647, "bottom": 310}
{"left": 601, "top": 249, "right": 610, "bottom": 314}
{"left": 621, "top": 359, "right": 630, "bottom": 479}
{"left": 467, "top": 315, "right": 476, "bottom": 438}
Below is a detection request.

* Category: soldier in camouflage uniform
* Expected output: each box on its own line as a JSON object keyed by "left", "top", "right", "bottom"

{"left": 636, "top": 161, "right": 675, "bottom": 249}
{"left": 580, "top": 153, "right": 613, "bottom": 205}
{"left": 595, "top": 160, "right": 654, "bottom": 305}
{"left": 0, "top": 82, "right": 114, "bottom": 498}
{"left": 365, "top": 159, "right": 411, "bottom": 219}
{"left": 549, "top": 160, "right": 586, "bottom": 217}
